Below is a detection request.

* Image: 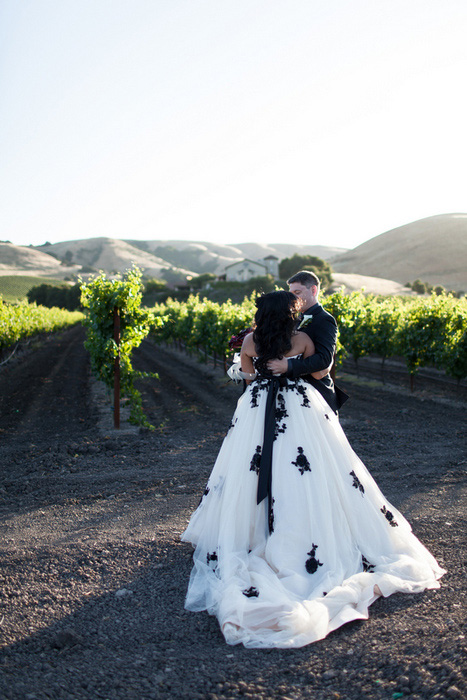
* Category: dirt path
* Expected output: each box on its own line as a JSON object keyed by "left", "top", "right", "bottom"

{"left": 0, "top": 328, "right": 465, "bottom": 700}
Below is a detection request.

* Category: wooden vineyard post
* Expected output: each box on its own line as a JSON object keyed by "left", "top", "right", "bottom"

{"left": 114, "top": 306, "right": 120, "bottom": 429}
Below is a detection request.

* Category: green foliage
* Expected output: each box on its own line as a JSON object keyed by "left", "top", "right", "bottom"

{"left": 0, "top": 297, "right": 83, "bottom": 351}
{"left": 442, "top": 304, "right": 467, "bottom": 382}
{"left": 27, "top": 283, "right": 81, "bottom": 310}
{"left": 278, "top": 254, "right": 333, "bottom": 288}
{"left": 408, "top": 279, "right": 462, "bottom": 297}
{"left": 80, "top": 266, "right": 160, "bottom": 429}
{"left": 141, "top": 277, "right": 169, "bottom": 306}
{"left": 206, "top": 275, "right": 277, "bottom": 303}
{"left": 150, "top": 290, "right": 467, "bottom": 384}
{"left": 190, "top": 273, "right": 217, "bottom": 289}
{"left": 411, "top": 279, "right": 428, "bottom": 294}
{"left": 395, "top": 293, "right": 463, "bottom": 376}
{"left": 151, "top": 294, "right": 255, "bottom": 359}
{"left": 143, "top": 278, "right": 168, "bottom": 293}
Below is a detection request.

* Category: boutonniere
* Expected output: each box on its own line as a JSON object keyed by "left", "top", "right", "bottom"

{"left": 298, "top": 314, "right": 313, "bottom": 329}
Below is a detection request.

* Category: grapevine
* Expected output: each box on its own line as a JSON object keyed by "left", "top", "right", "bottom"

{"left": 80, "top": 266, "right": 161, "bottom": 429}
{"left": 0, "top": 297, "right": 83, "bottom": 352}
{"left": 149, "top": 291, "right": 467, "bottom": 386}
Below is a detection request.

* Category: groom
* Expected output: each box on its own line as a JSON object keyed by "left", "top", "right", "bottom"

{"left": 267, "top": 270, "right": 348, "bottom": 413}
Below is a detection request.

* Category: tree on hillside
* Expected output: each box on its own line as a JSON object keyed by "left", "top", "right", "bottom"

{"left": 278, "top": 254, "right": 333, "bottom": 288}
{"left": 27, "top": 283, "right": 82, "bottom": 310}
{"left": 143, "top": 278, "right": 168, "bottom": 294}
{"left": 190, "top": 273, "right": 217, "bottom": 289}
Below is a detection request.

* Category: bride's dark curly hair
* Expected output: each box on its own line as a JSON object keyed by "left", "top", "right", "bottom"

{"left": 253, "top": 291, "right": 300, "bottom": 375}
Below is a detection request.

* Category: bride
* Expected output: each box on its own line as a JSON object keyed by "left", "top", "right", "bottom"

{"left": 181, "top": 291, "right": 445, "bottom": 648}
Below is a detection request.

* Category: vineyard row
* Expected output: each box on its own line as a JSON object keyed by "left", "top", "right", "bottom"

{"left": 0, "top": 298, "right": 83, "bottom": 352}
{"left": 149, "top": 291, "right": 467, "bottom": 382}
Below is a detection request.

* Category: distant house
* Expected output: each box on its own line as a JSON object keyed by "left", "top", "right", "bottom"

{"left": 224, "top": 259, "right": 268, "bottom": 282}
{"left": 262, "top": 255, "right": 279, "bottom": 278}
{"left": 224, "top": 256, "right": 279, "bottom": 282}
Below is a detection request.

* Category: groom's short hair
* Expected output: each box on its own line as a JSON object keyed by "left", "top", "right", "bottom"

{"left": 287, "top": 270, "right": 320, "bottom": 289}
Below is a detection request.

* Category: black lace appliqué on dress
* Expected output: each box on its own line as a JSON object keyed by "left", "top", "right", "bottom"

{"left": 227, "top": 417, "right": 237, "bottom": 432}
{"left": 305, "top": 544, "right": 324, "bottom": 574}
{"left": 242, "top": 586, "right": 259, "bottom": 598}
{"left": 274, "top": 393, "right": 288, "bottom": 439}
{"left": 362, "top": 555, "right": 375, "bottom": 572}
{"left": 206, "top": 551, "right": 218, "bottom": 566}
{"left": 269, "top": 497, "right": 275, "bottom": 534}
{"left": 350, "top": 470, "right": 365, "bottom": 495}
{"left": 250, "top": 378, "right": 269, "bottom": 407}
{"left": 295, "top": 384, "right": 311, "bottom": 408}
{"left": 197, "top": 485, "right": 210, "bottom": 507}
{"left": 250, "top": 446, "right": 262, "bottom": 474}
{"left": 381, "top": 505, "right": 399, "bottom": 527}
{"left": 292, "top": 447, "right": 311, "bottom": 475}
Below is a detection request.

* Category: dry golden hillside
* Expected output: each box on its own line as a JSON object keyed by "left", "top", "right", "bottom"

{"left": 332, "top": 213, "right": 467, "bottom": 291}
{"left": 0, "top": 242, "right": 79, "bottom": 278}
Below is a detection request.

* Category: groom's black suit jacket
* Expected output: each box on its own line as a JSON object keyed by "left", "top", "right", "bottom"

{"left": 286, "top": 303, "right": 348, "bottom": 413}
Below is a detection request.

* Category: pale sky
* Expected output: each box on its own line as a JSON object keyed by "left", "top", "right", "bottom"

{"left": 1, "top": 0, "right": 467, "bottom": 250}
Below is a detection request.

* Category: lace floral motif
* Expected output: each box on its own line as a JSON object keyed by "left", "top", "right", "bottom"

{"left": 381, "top": 505, "right": 398, "bottom": 527}
{"left": 269, "top": 497, "right": 275, "bottom": 533}
{"left": 242, "top": 586, "right": 259, "bottom": 598}
{"left": 197, "top": 485, "right": 210, "bottom": 507}
{"left": 295, "top": 384, "right": 311, "bottom": 407}
{"left": 362, "top": 555, "right": 375, "bottom": 572}
{"left": 274, "top": 393, "right": 288, "bottom": 438}
{"left": 206, "top": 551, "right": 218, "bottom": 568}
{"left": 227, "top": 417, "right": 237, "bottom": 432}
{"left": 305, "top": 544, "right": 324, "bottom": 574}
{"left": 250, "top": 378, "right": 269, "bottom": 407}
{"left": 292, "top": 447, "right": 311, "bottom": 475}
{"left": 250, "top": 446, "right": 262, "bottom": 474}
{"left": 350, "top": 470, "right": 365, "bottom": 495}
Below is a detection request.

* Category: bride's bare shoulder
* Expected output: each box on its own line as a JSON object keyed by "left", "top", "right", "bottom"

{"left": 241, "top": 332, "right": 256, "bottom": 355}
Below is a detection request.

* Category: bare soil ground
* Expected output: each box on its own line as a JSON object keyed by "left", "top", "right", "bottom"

{"left": 0, "top": 326, "right": 466, "bottom": 700}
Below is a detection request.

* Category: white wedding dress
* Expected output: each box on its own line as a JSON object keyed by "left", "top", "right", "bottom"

{"left": 181, "top": 358, "right": 445, "bottom": 648}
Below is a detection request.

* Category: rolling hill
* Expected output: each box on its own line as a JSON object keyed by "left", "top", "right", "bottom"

{"left": 0, "top": 241, "right": 79, "bottom": 279}
{"left": 37, "top": 238, "right": 194, "bottom": 284}
{"left": 126, "top": 240, "right": 345, "bottom": 275}
{"left": 332, "top": 213, "right": 467, "bottom": 291}
{"left": 1, "top": 214, "right": 465, "bottom": 294}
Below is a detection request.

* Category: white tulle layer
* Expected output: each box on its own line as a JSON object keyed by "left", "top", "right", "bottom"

{"left": 181, "top": 378, "right": 445, "bottom": 648}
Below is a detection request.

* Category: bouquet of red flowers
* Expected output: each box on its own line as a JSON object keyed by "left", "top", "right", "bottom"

{"left": 228, "top": 327, "right": 253, "bottom": 351}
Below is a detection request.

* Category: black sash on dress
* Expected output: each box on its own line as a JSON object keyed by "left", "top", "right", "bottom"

{"left": 256, "top": 374, "right": 288, "bottom": 533}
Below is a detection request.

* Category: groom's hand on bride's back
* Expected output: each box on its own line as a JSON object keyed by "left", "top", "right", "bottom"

{"left": 267, "top": 359, "right": 331, "bottom": 379}
{"left": 267, "top": 358, "right": 288, "bottom": 375}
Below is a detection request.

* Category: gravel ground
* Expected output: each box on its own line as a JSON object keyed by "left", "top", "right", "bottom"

{"left": 0, "top": 326, "right": 466, "bottom": 700}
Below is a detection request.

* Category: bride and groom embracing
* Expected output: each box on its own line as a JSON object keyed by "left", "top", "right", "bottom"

{"left": 181, "top": 270, "right": 445, "bottom": 649}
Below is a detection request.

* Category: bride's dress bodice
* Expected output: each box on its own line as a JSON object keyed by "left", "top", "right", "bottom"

{"left": 252, "top": 354, "right": 302, "bottom": 374}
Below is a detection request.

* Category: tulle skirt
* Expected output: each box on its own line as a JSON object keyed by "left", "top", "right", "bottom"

{"left": 182, "top": 377, "right": 445, "bottom": 648}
